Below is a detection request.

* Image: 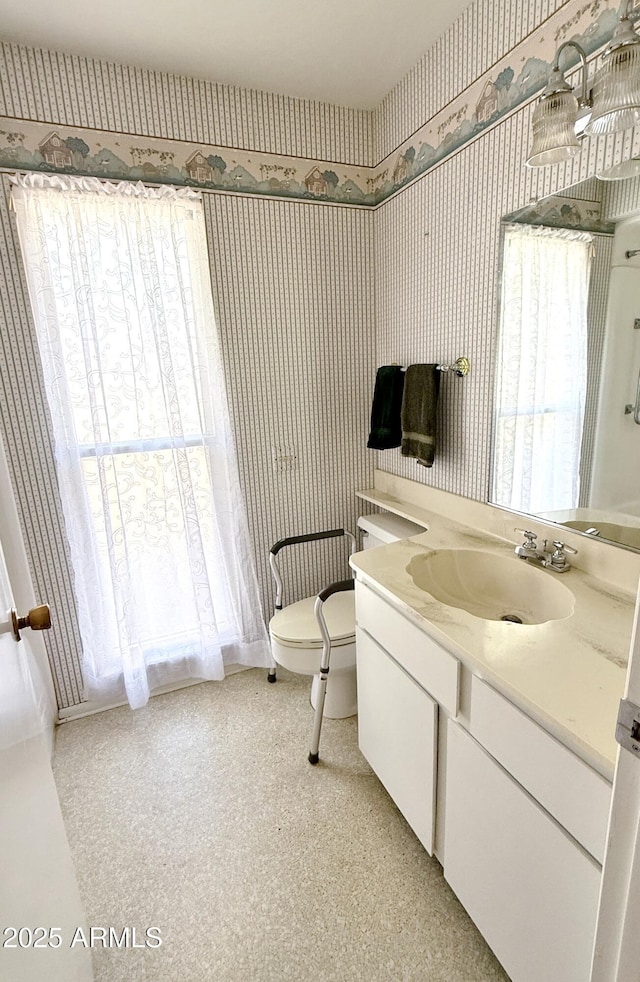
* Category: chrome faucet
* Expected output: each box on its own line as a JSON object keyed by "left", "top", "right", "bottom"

{"left": 513, "top": 529, "right": 577, "bottom": 573}
{"left": 514, "top": 528, "right": 541, "bottom": 560}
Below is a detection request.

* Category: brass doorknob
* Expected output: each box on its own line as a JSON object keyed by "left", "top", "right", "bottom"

{"left": 11, "top": 604, "right": 51, "bottom": 642}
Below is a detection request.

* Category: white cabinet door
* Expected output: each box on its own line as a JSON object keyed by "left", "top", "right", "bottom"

{"left": 444, "top": 720, "right": 601, "bottom": 982}
{"left": 0, "top": 533, "right": 92, "bottom": 981}
{"left": 356, "top": 626, "right": 437, "bottom": 854}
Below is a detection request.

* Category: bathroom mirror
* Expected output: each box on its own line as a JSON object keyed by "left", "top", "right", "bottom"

{"left": 490, "top": 173, "right": 640, "bottom": 552}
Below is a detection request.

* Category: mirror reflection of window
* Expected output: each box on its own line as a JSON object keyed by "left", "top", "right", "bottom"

{"left": 493, "top": 224, "right": 593, "bottom": 515}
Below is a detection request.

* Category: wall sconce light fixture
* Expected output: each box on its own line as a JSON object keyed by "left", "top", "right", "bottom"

{"left": 526, "top": 41, "right": 591, "bottom": 166}
{"left": 526, "top": 1, "right": 640, "bottom": 167}
{"left": 585, "top": 0, "right": 640, "bottom": 135}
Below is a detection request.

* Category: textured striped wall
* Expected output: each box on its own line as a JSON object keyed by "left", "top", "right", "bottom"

{"left": 0, "top": 41, "right": 374, "bottom": 166}
{"left": 2, "top": 0, "right": 640, "bottom": 709}
{"left": 0, "top": 174, "right": 85, "bottom": 708}
{"left": 373, "top": 0, "right": 640, "bottom": 501}
{"left": 604, "top": 172, "right": 640, "bottom": 220}
{"left": 374, "top": 123, "right": 512, "bottom": 501}
{"left": 373, "top": 0, "right": 569, "bottom": 164}
{"left": 203, "top": 194, "right": 375, "bottom": 613}
{"left": 0, "top": 42, "right": 376, "bottom": 708}
{"left": 0, "top": 175, "right": 375, "bottom": 708}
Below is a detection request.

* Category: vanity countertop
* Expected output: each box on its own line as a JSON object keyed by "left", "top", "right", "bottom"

{"left": 350, "top": 503, "right": 636, "bottom": 781}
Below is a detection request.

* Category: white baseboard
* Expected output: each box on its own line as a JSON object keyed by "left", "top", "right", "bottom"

{"left": 56, "top": 663, "right": 251, "bottom": 723}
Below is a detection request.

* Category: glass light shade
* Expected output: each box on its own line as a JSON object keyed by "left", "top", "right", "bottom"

{"left": 596, "top": 156, "right": 640, "bottom": 180}
{"left": 526, "top": 90, "right": 581, "bottom": 167}
{"left": 585, "top": 41, "right": 640, "bottom": 135}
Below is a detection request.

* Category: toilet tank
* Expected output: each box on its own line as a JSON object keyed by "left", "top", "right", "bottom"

{"left": 357, "top": 513, "right": 425, "bottom": 550}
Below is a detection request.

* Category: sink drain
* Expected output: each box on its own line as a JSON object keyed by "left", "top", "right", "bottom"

{"left": 501, "top": 613, "right": 523, "bottom": 624}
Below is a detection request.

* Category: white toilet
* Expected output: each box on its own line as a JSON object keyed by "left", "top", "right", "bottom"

{"left": 269, "top": 513, "right": 425, "bottom": 719}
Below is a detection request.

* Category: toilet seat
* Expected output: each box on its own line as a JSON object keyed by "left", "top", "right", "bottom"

{"left": 269, "top": 591, "right": 356, "bottom": 680}
{"left": 269, "top": 591, "right": 355, "bottom": 648}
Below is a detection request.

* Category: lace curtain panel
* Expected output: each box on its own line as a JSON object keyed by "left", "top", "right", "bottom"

{"left": 493, "top": 223, "right": 593, "bottom": 516}
{"left": 12, "top": 174, "right": 270, "bottom": 709}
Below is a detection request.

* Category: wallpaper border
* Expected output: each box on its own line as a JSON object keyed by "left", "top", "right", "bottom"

{"left": 0, "top": 1, "right": 621, "bottom": 208}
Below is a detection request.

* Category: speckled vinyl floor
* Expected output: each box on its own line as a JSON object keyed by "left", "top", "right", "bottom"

{"left": 52, "top": 668, "right": 510, "bottom": 982}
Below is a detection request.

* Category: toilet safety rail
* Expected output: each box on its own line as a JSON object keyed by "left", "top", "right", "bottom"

{"left": 267, "top": 528, "right": 357, "bottom": 684}
{"left": 308, "top": 578, "right": 356, "bottom": 765}
{"left": 269, "top": 528, "right": 357, "bottom": 611}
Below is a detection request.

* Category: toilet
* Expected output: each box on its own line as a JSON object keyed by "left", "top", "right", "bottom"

{"left": 268, "top": 513, "right": 425, "bottom": 719}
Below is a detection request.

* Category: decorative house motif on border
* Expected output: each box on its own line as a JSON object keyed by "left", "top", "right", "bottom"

{"left": 0, "top": 1, "right": 623, "bottom": 208}
{"left": 185, "top": 151, "right": 214, "bottom": 184}
{"left": 475, "top": 81, "right": 498, "bottom": 123}
{"left": 305, "top": 167, "right": 328, "bottom": 196}
{"left": 39, "top": 132, "right": 73, "bottom": 169}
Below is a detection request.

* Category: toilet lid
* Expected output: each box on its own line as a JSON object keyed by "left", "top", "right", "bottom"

{"left": 269, "top": 591, "right": 355, "bottom": 647}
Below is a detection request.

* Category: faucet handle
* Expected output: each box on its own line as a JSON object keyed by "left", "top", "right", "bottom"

{"left": 545, "top": 540, "right": 577, "bottom": 572}
{"left": 514, "top": 528, "right": 540, "bottom": 559}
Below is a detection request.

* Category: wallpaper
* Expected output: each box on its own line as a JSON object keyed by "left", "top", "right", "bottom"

{"left": 0, "top": 42, "right": 373, "bottom": 165}
{"left": 374, "top": 0, "right": 571, "bottom": 161}
{"left": 0, "top": 46, "right": 376, "bottom": 710}
{"left": 203, "top": 193, "right": 376, "bottom": 623}
{"left": 0, "top": 2, "right": 628, "bottom": 207}
{"left": 1, "top": 0, "right": 640, "bottom": 710}
{"left": 373, "top": 3, "right": 640, "bottom": 500}
{"left": 0, "top": 175, "right": 83, "bottom": 708}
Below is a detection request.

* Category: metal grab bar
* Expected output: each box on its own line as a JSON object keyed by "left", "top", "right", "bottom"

{"left": 625, "top": 368, "right": 640, "bottom": 424}
{"left": 308, "top": 579, "right": 355, "bottom": 764}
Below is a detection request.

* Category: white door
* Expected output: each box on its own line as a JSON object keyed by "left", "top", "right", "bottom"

{"left": 591, "top": 590, "right": 640, "bottom": 981}
{"left": 0, "top": 538, "right": 92, "bottom": 981}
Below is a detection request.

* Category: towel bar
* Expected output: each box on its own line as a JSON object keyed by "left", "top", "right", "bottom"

{"left": 436, "top": 356, "right": 470, "bottom": 377}
{"left": 391, "top": 357, "right": 470, "bottom": 376}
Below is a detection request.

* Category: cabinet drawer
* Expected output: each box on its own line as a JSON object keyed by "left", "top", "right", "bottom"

{"left": 355, "top": 580, "right": 459, "bottom": 714}
{"left": 356, "top": 627, "right": 437, "bottom": 854}
{"left": 470, "top": 676, "right": 611, "bottom": 864}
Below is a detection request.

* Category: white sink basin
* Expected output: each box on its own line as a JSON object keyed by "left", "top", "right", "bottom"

{"left": 407, "top": 549, "right": 575, "bottom": 624}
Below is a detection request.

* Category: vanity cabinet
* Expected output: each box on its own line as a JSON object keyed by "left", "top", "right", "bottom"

{"left": 354, "top": 575, "right": 614, "bottom": 982}
{"left": 445, "top": 677, "right": 611, "bottom": 982}
{"left": 355, "top": 580, "right": 460, "bottom": 855}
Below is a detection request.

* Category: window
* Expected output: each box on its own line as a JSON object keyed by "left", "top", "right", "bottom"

{"left": 12, "top": 174, "right": 269, "bottom": 709}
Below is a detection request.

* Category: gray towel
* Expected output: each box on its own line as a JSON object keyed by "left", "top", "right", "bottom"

{"left": 401, "top": 364, "right": 440, "bottom": 467}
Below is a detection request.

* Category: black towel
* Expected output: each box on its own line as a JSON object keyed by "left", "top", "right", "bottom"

{"left": 401, "top": 364, "right": 440, "bottom": 467}
{"left": 367, "top": 365, "right": 405, "bottom": 450}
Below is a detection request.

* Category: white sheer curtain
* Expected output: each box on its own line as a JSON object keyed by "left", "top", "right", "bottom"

{"left": 12, "top": 174, "right": 270, "bottom": 709}
{"left": 493, "top": 223, "right": 593, "bottom": 516}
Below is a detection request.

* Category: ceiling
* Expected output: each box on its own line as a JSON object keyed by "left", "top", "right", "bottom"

{"left": 0, "top": 0, "right": 472, "bottom": 109}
